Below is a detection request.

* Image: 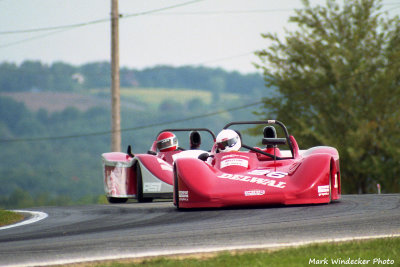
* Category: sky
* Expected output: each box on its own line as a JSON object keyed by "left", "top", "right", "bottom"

{"left": 1, "top": 0, "right": 399, "bottom": 74}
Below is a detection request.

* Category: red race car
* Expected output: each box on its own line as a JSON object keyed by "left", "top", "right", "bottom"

{"left": 173, "top": 120, "right": 341, "bottom": 209}
{"left": 102, "top": 128, "right": 216, "bottom": 203}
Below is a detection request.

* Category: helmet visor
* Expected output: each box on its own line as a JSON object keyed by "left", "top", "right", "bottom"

{"left": 217, "top": 136, "right": 238, "bottom": 150}
{"left": 157, "top": 136, "right": 178, "bottom": 150}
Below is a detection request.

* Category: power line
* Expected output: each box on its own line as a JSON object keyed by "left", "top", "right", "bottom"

{"left": 2, "top": 1, "right": 399, "bottom": 36}
{"left": 121, "top": 0, "right": 206, "bottom": 19}
{"left": 0, "top": 100, "right": 263, "bottom": 143}
{"left": 198, "top": 52, "right": 255, "bottom": 65}
{"left": 0, "top": 5, "right": 296, "bottom": 36}
{"left": 0, "top": 28, "right": 73, "bottom": 49}
{"left": 0, "top": 18, "right": 108, "bottom": 35}
{"left": 0, "top": 0, "right": 205, "bottom": 35}
{"left": 147, "top": 8, "right": 294, "bottom": 16}
{"left": 0, "top": 0, "right": 205, "bottom": 48}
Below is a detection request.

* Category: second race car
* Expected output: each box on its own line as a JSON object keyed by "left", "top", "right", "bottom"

{"left": 102, "top": 128, "right": 216, "bottom": 203}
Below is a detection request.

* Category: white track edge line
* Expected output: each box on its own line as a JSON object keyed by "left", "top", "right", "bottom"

{"left": 18, "top": 233, "right": 400, "bottom": 267}
{"left": 0, "top": 210, "right": 48, "bottom": 230}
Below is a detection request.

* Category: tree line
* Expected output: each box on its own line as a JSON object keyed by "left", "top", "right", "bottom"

{"left": 0, "top": 61, "right": 264, "bottom": 95}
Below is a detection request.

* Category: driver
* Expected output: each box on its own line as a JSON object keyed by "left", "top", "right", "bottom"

{"left": 156, "top": 132, "right": 178, "bottom": 152}
{"left": 215, "top": 129, "right": 241, "bottom": 153}
{"left": 198, "top": 129, "right": 241, "bottom": 164}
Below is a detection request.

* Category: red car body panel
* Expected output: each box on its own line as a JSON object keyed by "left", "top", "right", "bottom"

{"left": 174, "top": 121, "right": 341, "bottom": 209}
{"left": 103, "top": 152, "right": 137, "bottom": 198}
{"left": 135, "top": 153, "right": 175, "bottom": 185}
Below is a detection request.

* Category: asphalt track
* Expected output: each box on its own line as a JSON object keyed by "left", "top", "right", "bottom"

{"left": 0, "top": 194, "right": 399, "bottom": 266}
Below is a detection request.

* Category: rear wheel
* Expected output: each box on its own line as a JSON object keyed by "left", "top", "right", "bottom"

{"left": 329, "top": 168, "right": 333, "bottom": 203}
{"left": 136, "top": 163, "right": 153, "bottom": 203}
{"left": 107, "top": 196, "right": 128, "bottom": 204}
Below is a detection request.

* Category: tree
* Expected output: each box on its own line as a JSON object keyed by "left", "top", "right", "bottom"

{"left": 255, "top": 0, "right": 400, "bottom": 193}
{"left": 49, "top": 62, "right": 80, "bottom": 91}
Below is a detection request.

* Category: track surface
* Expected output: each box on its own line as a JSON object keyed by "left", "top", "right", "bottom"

{"left": 0, "top": 194, "right": 399, "bottom": 266}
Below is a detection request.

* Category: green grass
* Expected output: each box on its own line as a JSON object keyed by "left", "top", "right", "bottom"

{"left": 0, "top": 210, "right": 24, "bottom": 227}
{"left": 95, "top": 238, "right": 399, "bottom": 267}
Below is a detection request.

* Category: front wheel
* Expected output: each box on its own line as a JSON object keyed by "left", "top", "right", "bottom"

{"left": 173, "top": 165, "right": 181, "bottom": 210}
{"left": 136, "top": 163, "right": 153, "bottom": 203}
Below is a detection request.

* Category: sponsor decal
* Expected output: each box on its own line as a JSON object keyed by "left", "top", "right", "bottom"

{"left": 244, "top": 190, "right": 265, "bottom": 196}
{"left": 247, "top": 169, "right": 288, "bottom": 179}
{"left": 157, "top": 158, "right": 173, "bottom": 171}
{"left": 221, "top": 158, "right": 248, "bottom": 168}
{"left": 318, "top": 185, "right": 330, "bottom": 196}
{"left": 144, "top": 182, "right": 162, "bottom": 192}
{"left": 160, "top": 164, "right": 173, "bottom": 171}
{"left": 179, "top": 190, "right": 189, "bottom": 201}
{"left": 221, "top": 154, "right": 250, "bottom": 160}
{"left": 217, "top": 173, "right": 286, "bottom": 188}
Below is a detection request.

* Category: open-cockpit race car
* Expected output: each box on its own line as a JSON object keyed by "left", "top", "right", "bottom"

{"left": 102, "top": 128, "right": 216, "bottom": 203}
{"left": 173, "top": 120, "right": 341, "bottom": 209}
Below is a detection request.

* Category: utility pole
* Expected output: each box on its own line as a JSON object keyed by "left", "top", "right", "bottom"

{"left": 111, "top": 0, "right": 121, "bottom": 152}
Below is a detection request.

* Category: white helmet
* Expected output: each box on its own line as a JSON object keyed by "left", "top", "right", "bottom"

{"left": 216, "top": 129, "right": 241, "bottom": 153}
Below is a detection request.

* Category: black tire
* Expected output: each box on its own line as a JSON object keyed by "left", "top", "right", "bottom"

{"left": 107, "top": 196, "right": 128, "bottom": 204}
{"left": 329, "top": 167, "right": 333, "bottom": 203}
{"left": 136, "top": 163, "right": 153, "bottom": 203}
{"left": 174, "top": 168, "right": 180, "bottom": 209}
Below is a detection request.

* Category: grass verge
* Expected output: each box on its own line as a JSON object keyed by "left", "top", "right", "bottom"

{"left": 0, "top": 210, "right": 24, "bottom": 227}
{"left": 88, "top": 237, "right": 399, "bottom": 267}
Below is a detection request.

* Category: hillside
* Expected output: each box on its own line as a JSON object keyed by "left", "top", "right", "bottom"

{"left": 0, "top": 62, "right": 267, "bottom": 208}
{"left": 0, "top": 91, "right": 146, "bottom": 112}
{"left": 0, "top": 61, "right": 265, "bottom": 95}
{"left": 0, "top": 94, "right": 263, "bottom": 209}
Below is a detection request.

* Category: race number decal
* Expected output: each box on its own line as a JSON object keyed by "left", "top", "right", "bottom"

{"left": 247, "top": 169, "right": 288, "bottom": 179}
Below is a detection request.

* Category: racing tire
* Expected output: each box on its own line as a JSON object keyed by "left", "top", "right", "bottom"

{"left": 328, "top": 166, "right": 333, "bottom": 203}
{"left": 107, "top": 197, "right": 128, "bottom": 204}
{"left": 174, "top": 168, "right": 180, "bottom": 210}
{"left": 136, "top": 162, "right": 153, "bottom": 203}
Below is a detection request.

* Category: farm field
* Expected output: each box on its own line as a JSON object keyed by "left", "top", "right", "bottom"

{"left": 92, "top": 87, "right": 241, "bottom": 109}
{"left": 0, "top": 92, "right": 112, "bottom": 112}
{"left": 1, "top": 88, "right": 241, "bottom": 113}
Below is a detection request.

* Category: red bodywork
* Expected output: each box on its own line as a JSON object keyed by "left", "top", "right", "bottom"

{"left": 102, "top": 128, "right": 216, "bottom": 203}
{"left": 174, "top": 122, "right": 341, "bottom": 209}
